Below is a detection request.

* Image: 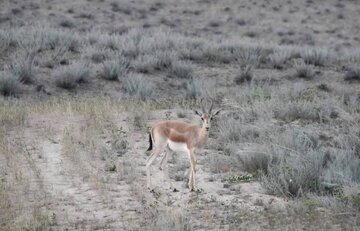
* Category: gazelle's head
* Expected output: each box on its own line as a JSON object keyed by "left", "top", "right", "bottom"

{"left": 194, "top": 98, "right": 221, "bottom": 132}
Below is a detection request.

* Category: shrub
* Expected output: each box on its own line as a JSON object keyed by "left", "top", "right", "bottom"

{"left": 168, "top": 60, "right": 193, "bottom": 79}
{"left": 208, "top": 20, "right": 222, "bottom": 27}
{"left": 118, "top": 160, "right": 136, "bottom": 184}
{"left": 235, "top": 46, "right": 264, "bottom": 67}
{"left": 344, "top": 68, "right": 360, "bottom": 82}
{"left": 0, "top": 30, "right": 17, "bottom": 52}
{"left": 59, "top": 19, "right": 75, "bottom": 28}
{"left": 323, "top": 151, "right": 360, "bottom": 185}
{"left": 184, "top": 78, "right": 202, "bottom": 99}
{"left": 274, "top": 101, "right": 321, "bottom": 122}
{"left": 0, "top": 72, "right": 20, "bottom": 96}
{"left": 124, "top": 73, "right": 152, "bottom": 101}
{"left": 147, "top": 209, "right": 190, "bottom": 231}
{"left": 78, "top": 12, "right": 94, "bottom": 20}
{"left": 100, "top": 58, "right": 129, "bottom": 81}
{"left": 234, "top": 65, "right": 253, "bottom": 84}
{"left": 44, "top": 31, "right": 81, "bottom": 53}
{"left": 300, "top": 47, "right": 327, "bottom": 66}
{"left": 55, "top": 62, "right": 91, "bottom": 89}
{"left": 261, "top": 131, "right": 326, "bottom": 197}
{"left": 132, "top": 54, "right": 158, "bottom": 73}
{"left": 110, "top": 2, "right": 131, "bottom": 14}
{"left": 317, "top": 83, "right": 330, "bottom": 92}
{"left": 269, "top": 49, "right": 291, "bottom": 69}
{"left": 155, "top": 52, "right": 175, "bottom": 71}
{"left": 260, "top": 128, "right": 360, "bottom": 198}
{"left": 237, "top": 151, "right": 272, "bottom": 175}
{"left": 88, "top": 49, "right": 107, "bottom": 63}
{"left": 217, "top": 118, "right": 243, "bottom": 144}
{"left": 8, "top": 52, "right": 36, "bottom": 84}
{"left": 294, "top": 60, "right": 315, "bottom": 79}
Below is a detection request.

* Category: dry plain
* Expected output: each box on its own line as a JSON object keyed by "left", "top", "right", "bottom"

{"left": 0, "top": 0, "right": 360, "bottom": 230}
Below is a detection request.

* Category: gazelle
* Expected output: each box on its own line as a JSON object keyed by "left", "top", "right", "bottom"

{"left": 146, "top": 99, "right": 221, "bottom": 191}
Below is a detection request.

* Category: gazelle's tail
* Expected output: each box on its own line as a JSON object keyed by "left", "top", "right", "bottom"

{"left": 147, "top": 132, "right": 153, "bottom": 151}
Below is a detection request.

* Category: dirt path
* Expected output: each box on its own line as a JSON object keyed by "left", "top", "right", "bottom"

{"left": 20, "top": 117, "right": 144, "bottom": 230}
{"left": 13, "top": 114, "right": 285, "bottom": 230}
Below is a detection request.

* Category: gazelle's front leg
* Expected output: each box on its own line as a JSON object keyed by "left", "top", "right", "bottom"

{"left": 188, "top": 150, "right": 197, "bottom": 191}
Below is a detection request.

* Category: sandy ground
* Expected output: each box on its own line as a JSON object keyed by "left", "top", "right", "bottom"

{"left": 2, "top": 111, "right": 284, "bottom": 230}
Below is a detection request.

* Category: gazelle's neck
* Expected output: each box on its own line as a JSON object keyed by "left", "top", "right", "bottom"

{"left": 195, "top": 126, "right": 208, "bottom": 148}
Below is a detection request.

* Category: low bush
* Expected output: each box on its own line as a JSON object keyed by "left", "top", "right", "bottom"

{"left": 300, "top": 47, "right": 327, "bottom": 66}
{"left": 55, "top": 62, "right": 91, "bottom": 89}
{"left": 124, "top": 73, "right": 152, "bottom": 101}
{"left": 184, "top": 78, "right": 203, "bottom": 99}
{"left": 8, "top": 52, "right": 36, "bottom": 84}
{"left": 100, "top": 57, "right": 129, "bottom": 81}
{"left": 344, "top": 68, "right": 360, "bottom": 82}
{"left": 168, "top": 60, "right": 193, "bottom": 79}
{"left": 294, "top": 60, "right": 315, "bottom": 79}
{"left": 269, "top": 49, "right": 291, "bottom": 69}
{"left": 234, "top": 65, "right": 253, "bottom": 84}
{"left": 0, "top": 72, "right": 21, "bottom": 96}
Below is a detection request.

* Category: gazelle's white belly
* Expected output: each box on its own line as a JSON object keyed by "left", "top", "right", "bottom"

{"left": 167, "top": 140, "right": 188, "bottom": 153}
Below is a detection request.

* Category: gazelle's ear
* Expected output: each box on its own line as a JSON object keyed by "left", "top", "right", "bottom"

{"left": 194, "top": 110, "right": 202, "bottom": 116}
{"left": 212, "top": 109, "right": 222, "bottom": 117}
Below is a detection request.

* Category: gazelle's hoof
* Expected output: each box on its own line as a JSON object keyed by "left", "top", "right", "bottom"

{"left": 190, "top": 188, "right": 203, "bottom": 193}
{"left": 172, "top": 188, "right": 178, "bottom": 192}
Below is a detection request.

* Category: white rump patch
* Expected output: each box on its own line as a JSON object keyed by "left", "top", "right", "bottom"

{"left": 167, "top": 140, "right": 188, "bottom": 153}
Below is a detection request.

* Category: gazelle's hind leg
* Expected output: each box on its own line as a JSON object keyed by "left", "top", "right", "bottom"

{"left": 146, "top": 145, "right": 163, "bottom": 190}
{"left": 159, "top": 151, "right": 167, "bottom": 171}
{"left": 159, "top": 147, "right": 177, "bottom": 191}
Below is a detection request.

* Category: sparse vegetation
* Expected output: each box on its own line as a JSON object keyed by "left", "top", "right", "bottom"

{"left": 1, "top": 0, "right": 360, "bottom": 229}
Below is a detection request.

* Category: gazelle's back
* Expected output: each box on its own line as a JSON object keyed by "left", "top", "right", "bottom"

{"left": 153, "top": 120, "right": 197, "bottom": 133}
{"left": 152, "top": 120, "right": 198, "bottom": 144}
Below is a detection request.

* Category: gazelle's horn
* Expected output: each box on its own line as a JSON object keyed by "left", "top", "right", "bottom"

{"left": 200, "top": 98, "right": 205, "bottom": 113}
{"left": 208, "top": 98, "right": 214, "bottom": 114}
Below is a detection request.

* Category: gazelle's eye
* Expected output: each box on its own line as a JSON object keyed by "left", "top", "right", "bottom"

{"left": 201, "top": 118, "right": 204, "bottom": 121}
{"left": 210, "top": 118, "right": 213, "bottom": 121}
